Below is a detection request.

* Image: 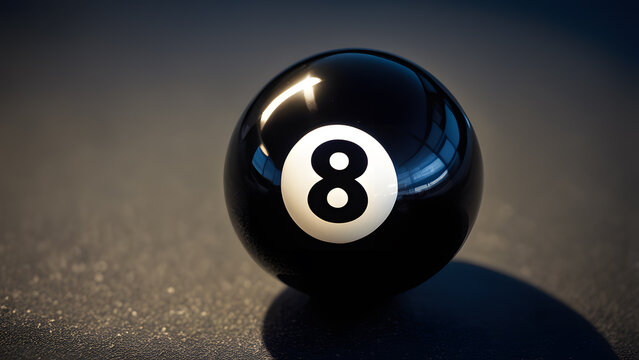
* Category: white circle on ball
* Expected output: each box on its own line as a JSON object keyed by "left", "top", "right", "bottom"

{"left": 329, "top": 152, "right": 349, "bottom": 170}
{"left": 327, "top": 187, "right": 348, "bottom": 208}
{"left": 281, "top": 124, "right": 398, "bottom": 244}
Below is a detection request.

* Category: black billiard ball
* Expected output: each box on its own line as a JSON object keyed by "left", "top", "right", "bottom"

{"left": 224, "top": 49, "right": 482, "bottom": 297}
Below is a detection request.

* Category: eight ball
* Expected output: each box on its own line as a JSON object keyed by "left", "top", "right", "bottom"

{"left": 224, "top": 49, "right": 483, "bottom": 297}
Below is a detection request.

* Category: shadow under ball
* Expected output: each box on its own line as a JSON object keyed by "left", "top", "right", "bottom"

{"left": 225, "top": 49, "right": 483, "bottom": 298}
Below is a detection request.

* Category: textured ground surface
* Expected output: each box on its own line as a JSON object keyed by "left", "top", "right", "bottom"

{"left": 1, "top": 2, "right": 638, "bottom": 359}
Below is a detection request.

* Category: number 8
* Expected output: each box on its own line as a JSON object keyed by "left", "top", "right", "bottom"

{"left": 308, "top": 140, "right": 368, "bottom": 223}
{"left": 281, "top": 124, "right": 398, "bottom": 244}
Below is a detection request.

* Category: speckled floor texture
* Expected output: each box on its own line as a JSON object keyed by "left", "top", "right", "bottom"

{"left": 1, "top": 2, "right": 637, "bottom": 359}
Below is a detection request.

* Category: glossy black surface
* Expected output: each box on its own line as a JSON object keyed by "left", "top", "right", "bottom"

{"left": 225, "top": 49, "right": 482, "bottom": 297}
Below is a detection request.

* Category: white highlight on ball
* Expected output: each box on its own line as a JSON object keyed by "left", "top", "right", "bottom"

{"left": 329, "top": 152, "right": 349, "bottom": 170}
{"left": 281, "top": 124, "right": 398, "bottom": 244}
{"left": 260, "top": 76, "right": 322, "bottom": 129}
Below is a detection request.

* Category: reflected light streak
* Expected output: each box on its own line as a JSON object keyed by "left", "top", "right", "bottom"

{"left": 259, "top": 143, "right": 269, "bottom": 156}
{"left": 260, "top": 76, "right": 321, "bottom": 129}
{"left": 304, "top": 85, "right": 318, "bottom": 111}
{"left": 412, "top": 169, "right": 448, "bottom": 193}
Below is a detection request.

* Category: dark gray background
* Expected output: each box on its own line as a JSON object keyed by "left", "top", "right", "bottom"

{"left": 1, "top": 1, "right": 637, "bottom": 359}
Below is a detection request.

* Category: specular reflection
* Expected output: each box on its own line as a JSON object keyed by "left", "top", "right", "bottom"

{"left": 252, "top": 144, "right": 281, "bottom": 185}
{"left": 251, "top": 98, "right": 468, "bottom": 191}
{"left": 253, "top": 74, "right": 321, "bottom": 185}
{"left": 250, "top": 66, "right": 471, "bottom": 196}
{"left": 396, "top": 102, "right": 463, "bottom": 195}
{"left": 260, "top": 75, "right": 321, "bottom": 129}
